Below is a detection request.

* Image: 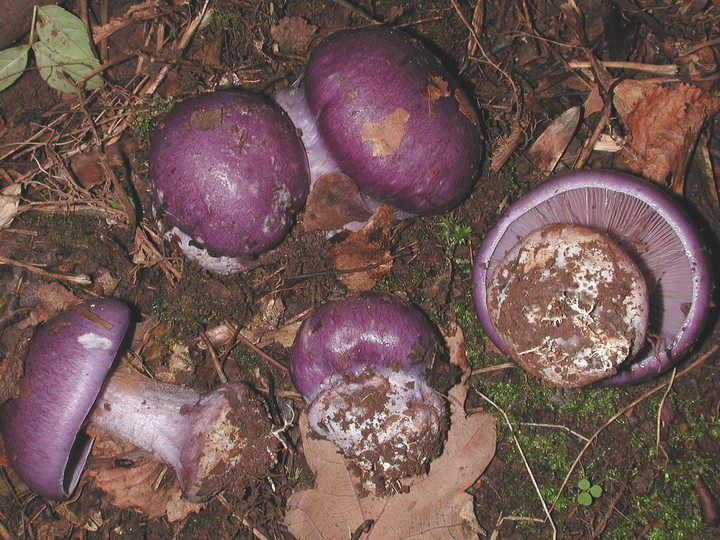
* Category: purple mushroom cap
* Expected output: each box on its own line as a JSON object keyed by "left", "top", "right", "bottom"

{"left": 472, "top": 170, "right": 712, "bottom": 386}
{"left": 274, "top": 26, "right": 484, "bottom": 216}
{"left": 0, "top": 299, "right": 130, "bottom": 500}
{"left": 290, "top": 291, "right": 440, "bottom": 401}
{"left": 149, "top": 90, "right": 310, "bottom": 272}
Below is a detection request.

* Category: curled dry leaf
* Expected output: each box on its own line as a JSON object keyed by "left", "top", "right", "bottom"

{"left": 331, "top": 206, "right": 396, "bottom": 292}
{"left": 270, "top": 16, "right": 317, "bottom": 53}
{"left": 303, "top": 172, "right": 372, "bottom": 232}
{"left": 86, "top": 438, "right": 203, "bottom": 522}
{"left": 284, "top": 377, "right": 496, "bottom": 539}
{"left": 0, "top": 183, "right": 21, "bottom": 229}
{"left": 527, "top": 106, "right": 581, "bottom": 173}
{"left": 617, "top": 82, "right": 720, "bottom": 194}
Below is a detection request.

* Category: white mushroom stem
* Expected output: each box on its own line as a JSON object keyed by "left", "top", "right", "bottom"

{"left": 87, "top": 369, "right": 273, "bottom": 502}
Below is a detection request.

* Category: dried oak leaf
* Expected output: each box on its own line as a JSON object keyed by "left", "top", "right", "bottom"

{"left": 303, "top": 172, "right": 372, "bottom": 232}
{"left": 362, "top": 108, "right": 410, "bottom": 157}
{"left": 618, "top": 82, "right": 720, "bottom": 194}
{"left": 270, "top": 16, "right": 317, "bottom": 53}
{"left": 331, "top": 206, "right": 396, "bottom": 292}
{"left": 86, "top": 438, "right": 203, "bottom": 522}
{"left": 284, "top": 381, "right": 496, "bottom": 539}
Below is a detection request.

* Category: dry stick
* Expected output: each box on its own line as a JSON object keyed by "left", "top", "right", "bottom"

{"left": 655, "top": 367, "right": 677, "bottom": 458}
{"left": 519, "top": 422, "right": 590, "bottom": 443}
{"left": 140, "top": 0, "right": 210, "bottom": 96}
{"left": 200, "top": 331, "right": 229, "bottom": 384}
{"left": 572, "top": 91, "right": 613, "bottom": 170}
{"left": 0, "top": 517, "right": 15, "bottom": 540}
{"left": 470, "top": 362, "right": 514, "bottom": 375}
{"left": 590, "top": 464, "right": 633, "bottom": 539}
{"left": 0, "top": 254, "right": 91, "bottom": 285}
{"left": 550, "top": 343, "right": 720, "bottom": 513}
{"left": 327, "top": 0, "right": 381, "bottom": 24}
{"left": 475, "top": 389, "right": 558, "bottom": 540}
{"left": 75, "top": 95, "right": 137, "bottom": 231}
{"left": 234, "top": 330, "right": 289, "bottom": 374}
{"left": 568, "top": 60, "right": 678, "bottom": 76}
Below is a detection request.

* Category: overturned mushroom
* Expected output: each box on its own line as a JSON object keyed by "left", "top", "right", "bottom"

{"left": 472, "top": 170, "right": 712, "bottom": 387}
{"left": 274, "top": 25, "right": 484, "bottom": 220}
{"left": 0, "top": 299, "right": 276, "bottom": 502}
{"left": 290, "top": 292, "right": 449, "bottom": 493}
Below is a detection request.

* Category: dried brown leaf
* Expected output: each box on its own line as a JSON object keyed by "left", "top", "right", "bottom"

{"left": 331, "top": 206, "right": 396, "bottom": 292}
{"left": 527, "top": 106, "right": 581, "bottom": 173}
{"left": 285, "top": 380, "right": 496, "bottom": 539}
{"left": 618, "top": 82, "right": 720, "bottom": 193}
{"left": 303, "top": 172, "right": 372, "bottom": 231}
{"left": 270, "top": 16, "right": 317, "bottom": 53}
{"left": 87, "top": 438, "right": 203, "bottom": 522}
{"left": 362, "top": 108, "right": 410, "bottom": 157}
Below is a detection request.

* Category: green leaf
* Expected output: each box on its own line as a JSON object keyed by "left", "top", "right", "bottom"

{"left": 577, "top": 478, "right": 591, "bottom": 491}
{"left": 0, "top": 45, "right": 30, "bottom": 92}
{"left": 32, "top": 6, "right": 103, "bottom": 92}
{"left": 577, "top": 492, "right": 593, "bottom": 506}
{"left": 589, "top": 484, "right": 603, "bottom": 498}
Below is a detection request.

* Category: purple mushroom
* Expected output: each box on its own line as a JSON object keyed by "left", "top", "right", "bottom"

{"left": 472, "top": 170, "right": 712, "bottom": 387}
{"left": 149, "top": 90, "right": 310, "bottom": 274}
{"left": 0, "top": 299, "right": 276, "bottom": 502}
{"left": 273, "top": 25, "right": 484, "bottom": 219}
{"left": 290, "top": 292, "right": 449, "bottom": 492}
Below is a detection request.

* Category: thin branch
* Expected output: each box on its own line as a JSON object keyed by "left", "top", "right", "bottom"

{"left": 0, "top": 254, "right": 91, "bottom": 285}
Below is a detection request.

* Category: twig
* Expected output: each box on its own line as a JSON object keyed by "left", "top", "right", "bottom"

{"left": 0, "top": 254, "right": 91, "bottom": 285}
{"left": 200, "top": 331, "right": 228, "bottom": 383}
{"left": 475, "top": 389, "right": 558, "bottom": 539}
{"left": 470, "top": 362, "right": 514, "bottom": 376}
{"left": 0, "top": 517, "right": 16, "bottom": 540}
{"left": 550, "top": 343, "right": 720, "bottom": 512}
{"left": 568, "top": 60, "right": 678, "bottom": 76}
{"left": 519, "top": 422, "right": 590, "bottom": 443}
{"left": 235, "top": 331, "right": 289, "bottom": 374}
{"left": 326, "top": 0, "right": 381, "bottom": 24}
{"left": 139, "top": 0, "right": 210, "bottom": 96}
{"left": 655, "top": 367, "right": 676, "bottom": 457}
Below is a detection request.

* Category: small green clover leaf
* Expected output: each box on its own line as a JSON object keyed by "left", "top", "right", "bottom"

{"left": 577, "top": 478, "right": 603, "bottom": 506}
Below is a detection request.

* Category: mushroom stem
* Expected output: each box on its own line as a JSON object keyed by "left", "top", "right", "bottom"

{"left": 273, "top": 80, "right": 341, "bottom": 186}
{"left": 88, "top": 369, "right": 274, "bottom": 503}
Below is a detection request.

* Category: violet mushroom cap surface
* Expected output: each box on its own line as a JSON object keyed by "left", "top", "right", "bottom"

{"left": 290, "top": 291, "right": 449, "bottom": 491}
{"left": 0, "top": 299, "right": 130, "bottom": 500}
{"left": 0, "top": 299, "right": 276, "bottom": 503}
{"left": 273, "top": 25, "right": 484, "bottom": 217}
{"left": 472, "top": 170, "right": 712, "bottom": 386}
{"left": 149, "top": 90, "right": 310, "bottom": 274}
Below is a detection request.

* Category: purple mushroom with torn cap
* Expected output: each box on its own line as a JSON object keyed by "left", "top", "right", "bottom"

{"left": 149, "top": 90, "right": 310, "bottom": 274}
{"left": 273, "top": 25, "right": 484, "bottom": 223}
{"left": 289, "top": 291, "right": 449, "bottom": 493}
{"left": 472, "top": 170, "right": 712, "bottom": 387}
{"left": 0, "top": 299, "right": 276, "bottom": 502}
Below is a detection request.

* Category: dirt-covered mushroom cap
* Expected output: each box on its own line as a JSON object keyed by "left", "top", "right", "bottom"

{"left": 0, "top": 299, "right": 276, "bottom": 502}
{"left": 472, "top": 170, "right": 712, "bottom": 387}
{"left": 290, "top": 292, "right": 449, "bottom": 492}
{"left": 149, "top": 90, "right": 310, "bottom": 273}
{"left": 274, "top": 25, "right": 483, "bottom": 217}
